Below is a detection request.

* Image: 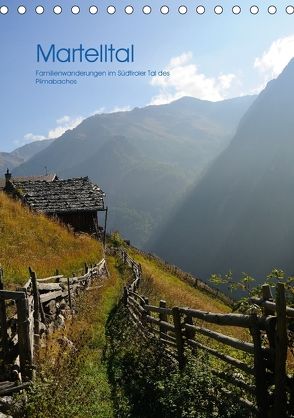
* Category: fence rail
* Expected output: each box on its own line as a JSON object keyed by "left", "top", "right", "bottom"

{"left": 118, "top": 248, "right": 294, "bottom": 418}
{"left": 0, "top": 257, "right": 108, "bottom": 395}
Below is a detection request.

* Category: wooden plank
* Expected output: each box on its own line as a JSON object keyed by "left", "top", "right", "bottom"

{"left": 38, "top": 288, "right": 46, "bottom": 325}
{"left": 0, "top": 290, "right": 26, "bottom": 300}
{"left": 146, "top": 315, "right": 175, "bottom": 332}
{"left": 145, "top": 304, "right": 173, "bottom": 315}
{"left": 0, "top": 381, "right": 32, "bottom": 395}
{"left": 76, "top": 274, "right": 91, "bottom": 281}
{"left": 212, "top": 369, "right": 256, "bottom": 395}
{"left": 150, "top": 327, "right": 176, "bottom": 339}
{"left": 273, "top": 283, "right": 288, "bottom": 418}
{"left": 185, "top": 324, "right": 261, "bottom": 355}
{"left": 128, "top": 295, "right": 143, "bottom": 307}
{"left": 16, "top": 297, "right": 33, "bottom": 381}
{"left": 251, "top": 297, "right": 294, "bottom": 318}
{"left": 128, "top": 297, "right": 145, "bottom": 315}
{"left": 127, "top": 291, "right": 146, "bottom": 305}
{"left": 59, "top": 277, "right": 77, "bottom": 284}
{"left": 0, "top": 381, "right": 15, "bottom": 388}
{"left": 29, "top": 268, "right": 40, "bottom": 350}
{"left": 160, "top": 337, "right": 177, "bottom": 348}
{"left": 59, "top": 274, "right": 90, "bottom": 284}
{"left": 37, "top": 283, "right": 63, "bottom": 292}
{"left": 28, "top": 310, "right": 34, "bottom": 359}
{"left": 187, "top": 339, "right": 254, "bottom": 375}
{"left": 159, "top": 300, "right": 168, "bottom": 339}
{"left": 127, "top": 306, "right": 143, "bottom": 328}
{"left": 85, "top": 285, "right": 103, "bottom": 291}
{"left": 220, "top": 387, "right": 257, "bottom": 413}
{"left": 95, "top": 259, "right": 105, "bottom": 270}
{"left": 40, "top": 290, "right": 62, "bottom": 303}
{"left": 37, "top": 275, "right": 64, "bottom": 282}
{"left": 128, "top": 298, "right": 144, "bottom": 318}
{"left": 179, "top": 308, "right": 256, "bottom": 328}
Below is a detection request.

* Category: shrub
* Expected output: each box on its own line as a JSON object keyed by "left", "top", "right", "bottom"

{"left": 105, "top": 304, "right": 250, "bottom": 418}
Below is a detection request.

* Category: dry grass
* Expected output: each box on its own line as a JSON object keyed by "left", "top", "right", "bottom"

{"left": 128, "top": 249, "right": 250, "bottom": 346}
{"left": 129, "top": 250, "right": 229, "bottom": 313}
{"left": 0, "top": 193, "right": 103, "bottom": 287}
{"left": 126, "top": 250, "right": 294, "bottom": 377}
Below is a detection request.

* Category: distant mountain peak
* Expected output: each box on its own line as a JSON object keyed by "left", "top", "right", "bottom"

{"left": 11, "top": 95, "right": 254, "bottom": 248}
{"left": 153, "top": 57, "right": 294, "bottom": 284}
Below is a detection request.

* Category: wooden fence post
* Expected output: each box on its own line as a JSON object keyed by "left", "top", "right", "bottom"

{"left": 29, "top": 268, "right": 40, "bottom": 351}
{"left": 0, "top": 270, "right": 9, "bottom": 367}
{"left": 140, "top": 298, "right": 147, "bottom": 328}
{"left": 16, "top": 295, "right": 33, "bottom": 381}
{"left": 262, "top": 284, "right": 273, "bottom": 316}
{"left": 103, "top": 206, "right": 108, "bottom": 248}
{"left": 0, "top": 268, "right": 4, "bottom": 288}
{"left": 172, "top": 307, "right": 185, "bottom": 370}
{"left": 250, "top": 314, "right": 268, "bottom": 417}
{"left": 159, "top": 300, "right": 168, "bottom": 340}
{"left": 273, "top": 282, "right": 288, "bottom": 418}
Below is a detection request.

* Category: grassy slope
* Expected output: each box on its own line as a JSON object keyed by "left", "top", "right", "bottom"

{"left": 128, "top": 248, "right": 249, "bottom": 344}
{"left": 129, "top": 249, "right": 229, "bottom": 312}
{"left": 0, "top": 192, "right": 103, "bottom": 286}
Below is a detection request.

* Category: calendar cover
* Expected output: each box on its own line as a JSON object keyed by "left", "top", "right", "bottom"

{"left": 1, "top": 2, "right": 294, "bottom": 417}
{"left": 1, "top": 0, "right": 294, "bottom": 282}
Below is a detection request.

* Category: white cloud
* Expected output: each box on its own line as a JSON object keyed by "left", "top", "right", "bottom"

{"left": 24, "top": 133, "right": 46, "bottom": 142}
{"left": 109, "top": 105, "right": 132, "bottom": 113}
{"left": 91, "top": 105, "right": 132, "bottom": 115}
{"left": 253, "top": 35, "right": 294, "bottom": 91}
{"left": 150, "top": 52, "right": 237, "bottom": 105}
{"left": 21, "top": 106, "right": 133, "bottom": 145}
{"left": 56, "top": 115, "right": 71, "bottom": 125}
{"left": 47, "top": 115, "right": 83, "bottom": 139}
{"left": 22, "top": 114, "right": 83, "bottom": 145}
{"left": 91, "top": 107, "right": 106, "bottom": 116}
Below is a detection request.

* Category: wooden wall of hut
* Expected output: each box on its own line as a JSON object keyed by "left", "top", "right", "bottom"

{"left": 55, "top": 210, "right": 98, "bottom": 234}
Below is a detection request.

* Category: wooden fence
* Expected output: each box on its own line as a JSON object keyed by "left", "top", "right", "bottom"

{"left": 118, "top": 248, "right": 294, "bottom": 418}
{"left": 0, "top": 258, "right": 107, "bottom": 395}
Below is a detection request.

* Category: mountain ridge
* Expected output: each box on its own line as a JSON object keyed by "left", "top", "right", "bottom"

{"left": 11, "top": 95, "right": 255, "bottom": 247}
{"left": 0, "top": 139, "right": 54, "bottom": 175}
{"left": 152, "top": 59, "right": 294, "bottom": 282}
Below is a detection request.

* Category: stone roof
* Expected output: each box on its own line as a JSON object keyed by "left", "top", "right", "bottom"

{"left": 11, "top": 177, "right": 105, "bottom": 213}
{"left": 0, "top": 173, "right": 57, "bottom": 190}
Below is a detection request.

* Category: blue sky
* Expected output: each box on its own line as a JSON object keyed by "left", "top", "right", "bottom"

{"left": 1, "top": 0, "right": 294, "bottom": 151}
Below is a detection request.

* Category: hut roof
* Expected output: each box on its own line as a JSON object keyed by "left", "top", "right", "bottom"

{"left": 10, "top": 176, "right": 105, "bottom": 213}
{"left": 0, "top": 173, "right": 57, "bottom": 190}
